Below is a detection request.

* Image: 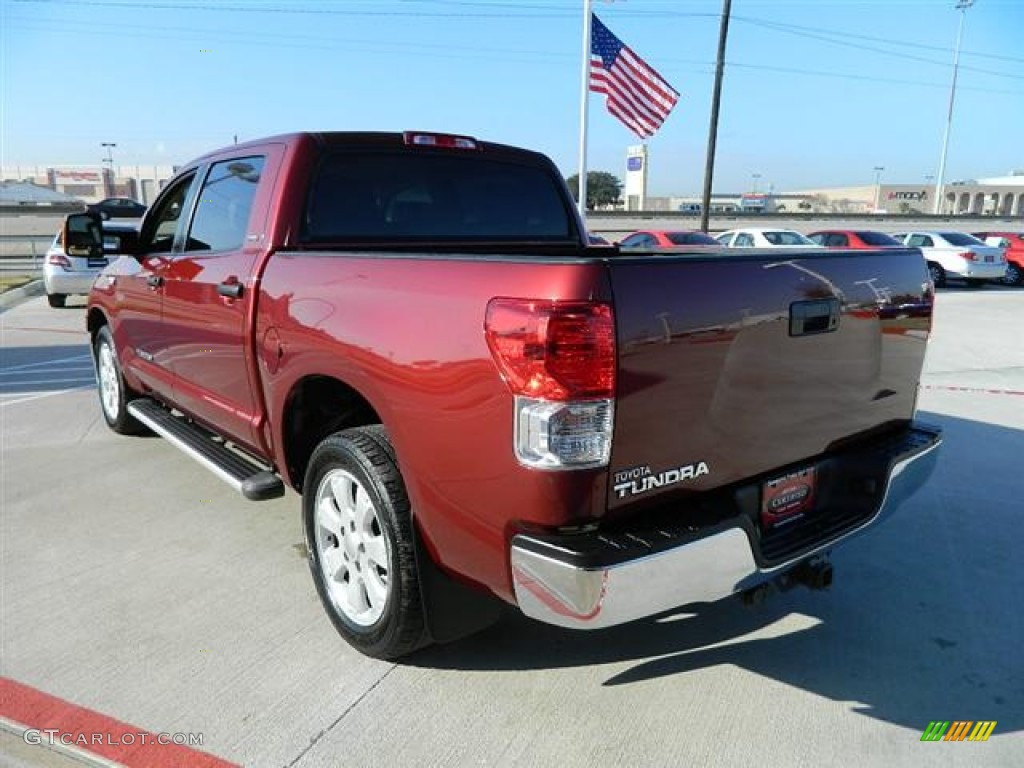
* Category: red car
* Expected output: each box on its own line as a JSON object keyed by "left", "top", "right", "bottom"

{"left": 618, "top": 229, "right": 719, "bottom": 248}
{"left": 972, "top": 231, "right": 1024, "bottom": 285}
{"left": 807, "top": 230, "right": 904, "bottom": 248}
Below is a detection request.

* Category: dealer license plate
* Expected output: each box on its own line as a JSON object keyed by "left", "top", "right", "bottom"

{"left": 761, "top": 466, "right": 817, "bottom": 531}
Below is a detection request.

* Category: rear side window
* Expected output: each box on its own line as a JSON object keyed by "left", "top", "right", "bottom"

{"left": 303, "top": 152, "right": 572, "bottom": 242}
{"left": 187, "top": 157, "right": 265, "bottom": 252}
{"left": 620, "top": 233, "right": 653, "bottom": 248}
{"left": 666, "top": 232, "right": 717, "bottom": 245}
{"left": 855, "top": 231, "right": 901, "bottom": 246}
{"left": 763, "top": 231, "right": 811, "bottom": 245}
{"left": 940, "top": 232, "right": 984, "bottom": 247}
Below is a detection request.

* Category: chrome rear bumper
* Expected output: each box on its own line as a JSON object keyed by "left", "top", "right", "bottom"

{"left": 511, "top": 424, "right": 941, "bottom": 629}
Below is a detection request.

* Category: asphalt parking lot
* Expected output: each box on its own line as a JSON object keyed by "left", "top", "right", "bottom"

{"left": 1, "top": 285, "right": 1022, "bottom": 768}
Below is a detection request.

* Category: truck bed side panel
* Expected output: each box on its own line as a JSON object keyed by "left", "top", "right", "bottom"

{"left": 256, "top": 253, "right": 611, "bottom": 602}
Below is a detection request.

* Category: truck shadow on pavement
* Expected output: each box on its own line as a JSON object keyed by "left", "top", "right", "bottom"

{"left": 413, "top": 411, "right": 1023, "bottom": 735}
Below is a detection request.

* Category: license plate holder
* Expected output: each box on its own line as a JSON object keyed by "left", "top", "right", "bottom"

{"left": 761, "top": 466, "right": 817, "bottom": 531}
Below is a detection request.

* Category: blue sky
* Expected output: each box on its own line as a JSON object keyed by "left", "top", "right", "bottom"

{"left": 2, "top": 0, "right": 1022, "bottom": 194}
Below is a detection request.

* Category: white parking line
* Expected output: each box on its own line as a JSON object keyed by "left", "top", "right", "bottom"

{"left": 0, "top": 377, "right": 96, "bottom": 389}
{"left": 0, "top": 354, "right": 91, "bottom": 373}
{"left": 0, "top": 366, "right": 95, "bottom": 378}
{"left": 0, "top": 386, "right": 95, "bottom": 408}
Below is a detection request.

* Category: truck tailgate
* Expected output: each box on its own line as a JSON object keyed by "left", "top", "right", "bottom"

{"left": 606, "top": 248, "right": 932, "bottom": 511}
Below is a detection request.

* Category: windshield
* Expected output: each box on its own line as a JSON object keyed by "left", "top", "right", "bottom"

{"left": 763, "top": 230, "right": 814, "bottom": 245}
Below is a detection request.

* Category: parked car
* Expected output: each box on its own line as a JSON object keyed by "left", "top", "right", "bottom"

{"left": 972, "top": 231, "right": 1024, "bottom": 285}
{"left": 618, "top": 230, "right": 719, "bottom": 248}
{"left": 86, "top": 197, "right": 147, "bottom": 219}
{"left": 892, "top": 231, "right": 1006, "bottom": 287}
{"left": 714, "top": 228, "right": 816, "bottom": 248}
{"left": 808, "top": 230, "right": 903, "bottom": 248}
{"left": 70, "top": 130, "right": 940, "bottom": 659}
{"left": 587, "top": 233, "right": 611, "bottom": 246}
{"left": 43, "top": 221, "right": 137, "bottom": 308}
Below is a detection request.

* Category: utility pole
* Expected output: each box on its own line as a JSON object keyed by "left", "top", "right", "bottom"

{"left": 873, "top": 166, "right": 885, "bottom": 210}
{"left": 101, "top": 142, "right": 117, "bottom": 198}
{"left": 933, "top": 0, "right": 975, "bottom": 215}
{"left": 700, "top": 0, "right": 732, "bottom": 232}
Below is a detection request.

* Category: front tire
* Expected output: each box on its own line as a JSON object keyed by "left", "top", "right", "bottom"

{"left": 927, "top": 262, "right": 946, "bottom": 288}
{"left": 93, "top": 326, "right": 145, "bottom": 434}
{"left": 47, "top": 293, "right": 66, "bottom": 308}
{"left": 303, "top": 426, "right": 426, "bottom": 659}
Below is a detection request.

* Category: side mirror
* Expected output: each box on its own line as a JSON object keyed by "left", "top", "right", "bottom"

{"left": 63, "top": 213, "right": 104, "bottom": 258}
{"left": 64, "top": 212, "right": 141, "bottom": 258}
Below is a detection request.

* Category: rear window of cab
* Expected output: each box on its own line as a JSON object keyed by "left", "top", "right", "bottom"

{"left": 302, "top": 152, "right": 574, "bottom": 242}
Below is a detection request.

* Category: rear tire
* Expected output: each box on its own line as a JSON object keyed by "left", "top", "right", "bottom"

{"left": 303, "top": 426, "right": 427, "bottom": 659}
{"left": 93, "top": 326, "right": 145, "bottom": 434}
{"left": 47, "top": 293, "right": 66, "bottom": 308}
{"left": 927, "top": 262, "right": 946, "bottom": 288}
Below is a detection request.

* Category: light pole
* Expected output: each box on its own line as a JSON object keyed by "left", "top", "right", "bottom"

{"left": 873, "top": 166, "right": 885, "bottom": 210}
{"left": 933, "top": 0, "right": 974, "bottom": 215}
{"left": 101, "top": 142, "right": 117, "bottom": 198}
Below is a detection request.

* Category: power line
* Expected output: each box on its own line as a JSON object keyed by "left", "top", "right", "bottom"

{"left": 735, "top": 15, "right": 1024, "bottom": 65}
{"left": 7, "top": 13, "right": 1022, "bottom": 97}
{"left": 736, "top": 16, "right": 1024, "bottom": 80}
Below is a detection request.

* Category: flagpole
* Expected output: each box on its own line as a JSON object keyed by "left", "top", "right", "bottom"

{"left": 578, "top": 0, "right": 593, "bottom": 220}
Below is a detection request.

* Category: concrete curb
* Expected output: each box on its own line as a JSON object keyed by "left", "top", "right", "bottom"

{"left": 0, "top": 279, "right": 44, "bottom": 312}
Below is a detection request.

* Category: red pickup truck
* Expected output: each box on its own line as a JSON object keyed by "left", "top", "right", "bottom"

{"left": 68, "top": 131, "right": 941, "bottom": 659}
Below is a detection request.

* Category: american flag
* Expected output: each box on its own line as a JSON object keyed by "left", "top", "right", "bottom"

{"left": 589, "top": 14, "right": 679, "bottom": 139}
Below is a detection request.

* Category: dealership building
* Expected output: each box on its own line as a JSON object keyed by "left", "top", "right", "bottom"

{"left": 790, "top": 174, "right": 1024, "bottom": 216}
{"left": 0, "top": 165, "right": 176, "bottom": 206}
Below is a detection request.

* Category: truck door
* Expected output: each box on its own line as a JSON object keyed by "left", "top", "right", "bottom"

{"left": 112, "top": 171, "right": 199, "bottom": 400}
{"left": 160, "top": 154, "right": 271, "bottom": 451}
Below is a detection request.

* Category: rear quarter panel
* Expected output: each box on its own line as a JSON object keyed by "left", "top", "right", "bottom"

{"left": 256, "top": 252, "right": 611, "bottom": 601}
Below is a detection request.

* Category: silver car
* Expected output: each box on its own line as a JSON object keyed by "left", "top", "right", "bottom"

{"left": 43, "top": 222, "right": 136, "bottom": 308}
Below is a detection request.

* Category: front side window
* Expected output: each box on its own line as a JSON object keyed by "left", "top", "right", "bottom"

{"left": 735, "top": 233, "right": 754, "bottom": 247}
{"left": 141, "top": 172, "right": 197, "bottom": 253}
{"left": 186, "top": 157, "right": 265, "bottom": 252}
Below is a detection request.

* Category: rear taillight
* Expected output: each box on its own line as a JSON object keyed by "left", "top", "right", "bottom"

{"left": 960, "top": 251, "right": 977, "bottom": 262}
{"left": 47, "top": 253, "right": 72, "bottom": 268}
{"left": 485, "top": 299, "right": 615, "bottom": 469}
